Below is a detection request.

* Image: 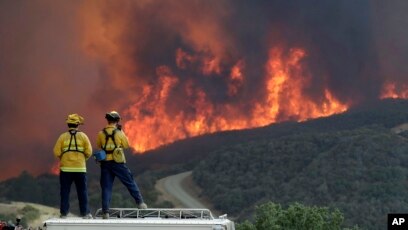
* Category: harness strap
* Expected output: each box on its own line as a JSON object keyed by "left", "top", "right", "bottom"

{"left": 62, "top": 130, "right": 85, "bottom": 154}
{"left": 102, "top": 128, "right": 118, "bottom": 152}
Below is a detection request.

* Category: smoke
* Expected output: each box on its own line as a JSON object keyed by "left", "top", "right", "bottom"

{"left": 80, "top": 0, "right": 391, "bottom": 151}
{"left": 0, "top": 0, "right": 407, "bottom": 180}
{"left": 85, "top": 0, "right": 381, "bottom": 105}
{"left": 372, "top": 0, "right": 408, "bottom": 88}
{"left": 0, "top": 1, "right": 103, "bottom": 180}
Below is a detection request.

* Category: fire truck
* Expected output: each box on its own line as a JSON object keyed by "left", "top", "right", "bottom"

{"left": 43, "top": 208, "right": 235, "bottom": 230}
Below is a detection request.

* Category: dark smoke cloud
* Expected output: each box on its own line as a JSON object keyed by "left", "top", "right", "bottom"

{"left": 92, "top": 0, "right": 402, "bottom": 110}
{"left": 0, "top": 0, "right": 407, "bottom": 180}
{"left": 372, "top": 0, "right": 408, "bottom": 89}
{"left": 208, "top": 0, "right": 382, "bottom": 104}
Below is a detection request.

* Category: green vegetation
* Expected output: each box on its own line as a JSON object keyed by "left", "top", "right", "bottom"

{"left": 2, "top": 99, "right": 408, "bottom": 229}
{"left": 236, "top": 201, "right": 358, "bottom": 230}
{"left": 0, "top": 172, "right": 59, "bottom": 207}
{"left": 193, "top": 126, "right": 408, "bottom": 229}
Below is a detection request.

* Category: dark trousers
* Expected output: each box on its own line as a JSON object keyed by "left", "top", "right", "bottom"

{"left": 60, "top": 171, "right": 89, "bottom": 216}
{"left": 100, "top": 161, "right": 144, "bottom": 213}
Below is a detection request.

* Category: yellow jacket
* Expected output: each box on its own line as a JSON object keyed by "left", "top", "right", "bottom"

{"left": 53, "top": 128, "right": 92, "bottom": 172}
{"left": 96, "top": 124, "right": 129, "bottom": 161}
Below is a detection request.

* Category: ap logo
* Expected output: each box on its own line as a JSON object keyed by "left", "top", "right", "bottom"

{"left": 389, "top": 214, "right": 408, "bottom": 229}
{"left": 392, "top": 218, "right": 405, "bottom": 225}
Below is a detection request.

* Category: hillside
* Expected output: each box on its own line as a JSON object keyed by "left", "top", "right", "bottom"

{"left": 128, "top": 99, "right": 408, "bottom": 173}
{"left": 1, "top": 99, "right": 408, "bottom": 229}
{"left": 190, "top": 100, "right": 408, "bottom": 230}
{"left": 122, "top": 98, "right": 408, "bottom": 229}
{"left": 0, "top": 202, "right": 60, "bottom": 228}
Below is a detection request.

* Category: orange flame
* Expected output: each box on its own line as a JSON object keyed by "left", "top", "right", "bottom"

{"left": 228, "top": 60, "right": 244, "bottom": 96}
{"left": 78, "top": 2, "right": 349, "bottom": 153}
{"left": 381, "top": 82, "right": 408, "bottom": 99}
{"left": 50, "top": 161, "right": 60, "bottom": 176}
{"left": 124, "top": 47, "right": 348, "bottom": 152}
{"left": 252, "top": 48, "right": 348, "bottom": 124}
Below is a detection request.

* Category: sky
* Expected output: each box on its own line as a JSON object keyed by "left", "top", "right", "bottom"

{"left": 0, "top": 0, "right": 407, "bottom": 180}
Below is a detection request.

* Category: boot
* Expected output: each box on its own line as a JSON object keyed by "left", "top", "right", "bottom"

{"left": 102, "top": 213, "right": 109, "bottom": 219}
{"left": 138, "top": 202, "right": 148, "bottom": 209}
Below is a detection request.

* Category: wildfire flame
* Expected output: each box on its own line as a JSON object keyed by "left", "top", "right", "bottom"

{"left": 124, "top": 47, "right": 348, "bottom": 152}
{"left": 253, "top": 48, "right": 348, "bottom": 123}
{"left": 78, "top": 1, "right": 352, "bottom": 154}
{"left": 381, "top": 82, "right": 408, "bottom": 99}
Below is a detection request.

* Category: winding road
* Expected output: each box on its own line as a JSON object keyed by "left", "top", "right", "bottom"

{"left": 155, "top": 171, "right": 208, "bottom": 209}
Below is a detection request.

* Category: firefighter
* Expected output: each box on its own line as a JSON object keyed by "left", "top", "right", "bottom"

{"left": 53, "top": 114, "right": 93, "bottom": 219}
{"left": 96, "top": 111, "right": 147, "bottom": 219}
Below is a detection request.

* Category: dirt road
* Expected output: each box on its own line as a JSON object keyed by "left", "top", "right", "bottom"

{"left": 155, "top": 171, "right": 208, "bottom": 209}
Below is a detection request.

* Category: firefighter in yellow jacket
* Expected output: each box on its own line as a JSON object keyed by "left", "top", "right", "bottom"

{"left": 53, "top": 114, "right": 93, "bottom": 219}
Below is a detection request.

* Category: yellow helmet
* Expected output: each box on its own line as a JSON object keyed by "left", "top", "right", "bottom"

{"left": 66, "top": 114, "right": 84, "bottom": 125}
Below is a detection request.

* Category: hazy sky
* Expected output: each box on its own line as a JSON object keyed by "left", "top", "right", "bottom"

{"left": 0, "top": 0, "right": 407, "bottom": 180}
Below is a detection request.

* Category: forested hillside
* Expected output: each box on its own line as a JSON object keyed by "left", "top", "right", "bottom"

{"left": 193, "top": 100, "right": 408, "bottom": 230}
{"left": 130, "top": 99, "right": 408, "bottom": 173}
{"left": 1, "top": 99, "right": 408, "bottom": 229}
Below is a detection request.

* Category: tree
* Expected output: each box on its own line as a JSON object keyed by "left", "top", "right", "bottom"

{"left": 236, "top": 202, "right": 359, "bottom": 230}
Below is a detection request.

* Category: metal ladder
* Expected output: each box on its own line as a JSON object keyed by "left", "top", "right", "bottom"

{"left": 94, "top": 208, "right": 215, "bottom": 220}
